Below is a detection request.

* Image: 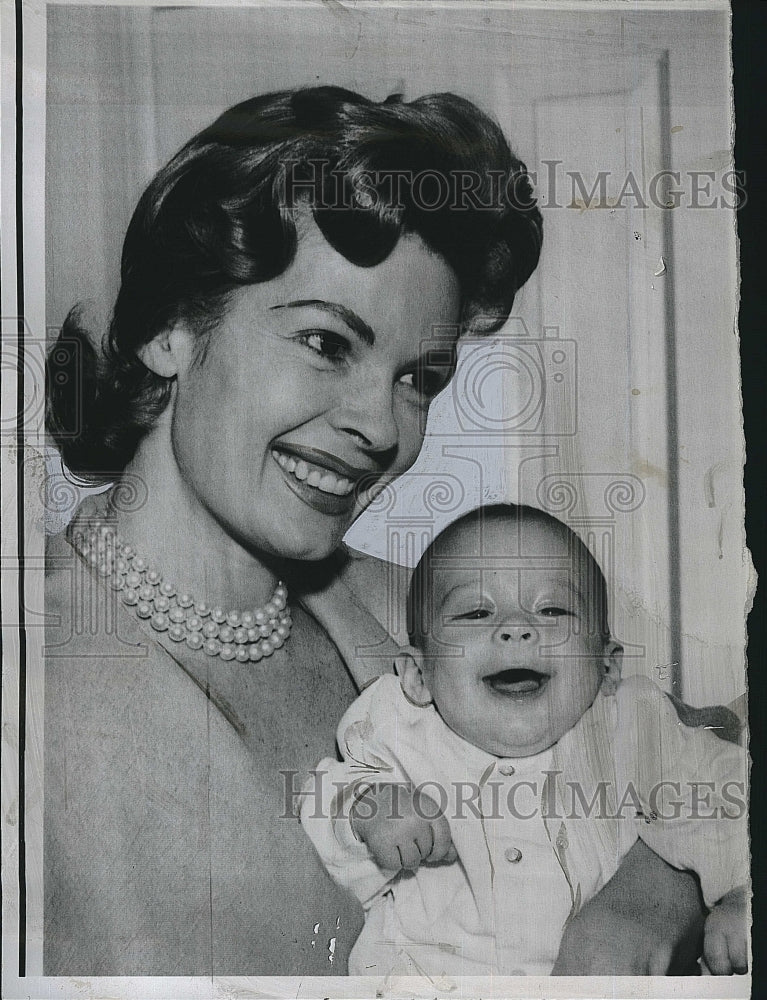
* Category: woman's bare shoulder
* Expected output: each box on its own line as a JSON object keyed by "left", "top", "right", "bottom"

{"left": 336, "top": 545, "right": 412, "bottom": 644}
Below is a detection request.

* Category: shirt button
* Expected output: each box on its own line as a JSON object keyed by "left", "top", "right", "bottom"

{"left": 498, "top": 762, "right": 516, "bottom": 776}
{"left": 504, "top": 847, "right": 523, "bottom": 864}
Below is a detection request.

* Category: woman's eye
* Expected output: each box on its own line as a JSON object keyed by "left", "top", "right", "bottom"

{"left": 399, "top": 367, "right": 450, "bottom": 402}
{"left": 538, "top": 606, "right": 570, "bottom": 618}
{"left": 299, "top": 330, "right": 350, "bottom": 362}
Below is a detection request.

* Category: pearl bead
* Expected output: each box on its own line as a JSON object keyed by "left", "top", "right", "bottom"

{"left": 133, "top": 557, "right": 148, "bottom": 572}
{"left": 122, "top": 588, "right": 139, "bottom": 605}
{"left": 110, "top": 575, "right": 126, "bottom": 591}
{"left": 247, "top": 628, "right": 259, "bottom": 642}
{"left": 264, "top": 602, "right": 277, "bottom": 618}
{"left": 218, "top": 625, "right": 235, "bottom": 644}
{"left": 195, "top": 602, "right": 211, "bottom": 618}
{"left": 138, "top": 584, "right": 155, "bottom": 601}
{"left": 275, "top": 584, "right": 287, "bottom": 599}
{"left": 97, "top": 562, "right": 112, "bottom": 578}
{"left": 178, "top": 593, "right": 194, "bottom": 608}
{"left": 241, "top": 611, "right": 255, "bottom": 628}
{"left": 248, "top": 644, "right": 264, "bottom": 661}
{"left": 226, "top": 610, "right": 241, "bottom": 627}
{"left": 271, "top": 633, "right": 284, "bottom": 649}
{"left": 115, "top": 558, "right": 129, "bottom": 573}
{"left": 126, "top": 571, "right": 142, "bottom": 589}
{"left": 220, "top": 644, "right": 236, "bottom": 661}
{"left": 204, "top": 638, "right": 221, "bottom": 656}
{"left": 234, "top": 628, "right": 248, "bottom": 644}
{"left": 259, "top": 638, "right": 274, "bottom": 656}
{"left": 258, "top": 623, "right": 272, "bottom": 638}
{"left": 186, "top": 632, "right": 204, "bottom": 650}
{"left": 169, "top": 607, "right": 186, "bottom": 624}
{"left": 154, "top": 595, "right": 171, "bottom": 613}
{"left": 276, "top": 623, "right": 290, "bottom": 639}
{"left": 186, "top": 616, "right": 203, "bottom": 632}
{"left": 146, "top": 570, "right": 162, "bottom": 585}
{"left": 122, "top": 544, "right": 135, "bottom": 558}
{"left": 254, "top": 610, "right": 268, "bottom": 626}
{"left": 211, "top": 607, "right": 227, "bottom": 624}
{"left": 203, "top": 621, "right": 220, "bottom": 639}
{"left": 136, "top": 601, "right": 153, "bottom": 618}
{"left": 159, "top": 581, "right": 176, "bottom": 597}
{"left": 272, "top": 595, "right": 286, "bottom": 611}
{"left": 235, "top": 647, "right": 250, "bottom": 662}
{"left": 150, "top": 613, "right": 169, "bottom": 631}
{"left": 168, "top": 625, "right": 185, "bottom": 642}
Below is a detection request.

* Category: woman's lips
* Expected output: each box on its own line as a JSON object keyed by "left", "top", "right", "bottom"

{"left": 271, "top": 447, "right": 386, "bottom": 516}
{"left": 274, "top": 443, "right": 375, "bottom": 481}
{"left": 272, "top": 449, "right": 354, "bottom": 496}
{"left": 483, "top": 667, "right": 550, "bottom": 698}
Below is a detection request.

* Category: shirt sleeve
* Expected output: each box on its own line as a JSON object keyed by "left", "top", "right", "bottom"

{"left": 615, "top": 677, "right": 749, "bottom": 909}
{"left": 299, "top": 675, "right": 415, "bottom": 906}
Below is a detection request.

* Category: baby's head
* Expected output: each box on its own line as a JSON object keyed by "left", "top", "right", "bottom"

{"left": 401, "top": 503, "right": 623, "bottom": 758}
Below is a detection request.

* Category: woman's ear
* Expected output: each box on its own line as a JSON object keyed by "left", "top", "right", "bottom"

{"left": 395, "top": 647, "right": 433, "bottom": 708}
{"left": 137, "top": 324, "right": 193, "bottom": 379}
{"left": 600, "top": 639, "right": 623, "bottom": 696}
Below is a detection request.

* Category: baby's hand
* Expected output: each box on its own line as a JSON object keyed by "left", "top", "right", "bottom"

{"left": 350, "top": 782, "right": 457, "bottom": 872}
{"left": 702, "top": 885, "right": 749, "bottom": 975}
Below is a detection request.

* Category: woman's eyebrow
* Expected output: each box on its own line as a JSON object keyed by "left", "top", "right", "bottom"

{"left": 269, "top": 299, "right": 375, "bottom": 346}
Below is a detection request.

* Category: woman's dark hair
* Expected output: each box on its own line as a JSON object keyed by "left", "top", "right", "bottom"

{"left": 47, "top": 86, "right": 543, "bottom": 481}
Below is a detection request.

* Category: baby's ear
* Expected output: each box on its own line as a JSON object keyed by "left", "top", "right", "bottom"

{"left": 395, "top": 647, "right": 433, "bottom": 708}
{"left": 600, "top": 639, "right": 623, "bottom": 696}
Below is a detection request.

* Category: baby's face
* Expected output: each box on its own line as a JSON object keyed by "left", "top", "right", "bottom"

{"left": 417, "top": 516, "right": 621, "bottom": 758}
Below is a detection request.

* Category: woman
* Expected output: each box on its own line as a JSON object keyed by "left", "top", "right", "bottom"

{"left": 45, "top": 86, "right": 708, "bottom": 976}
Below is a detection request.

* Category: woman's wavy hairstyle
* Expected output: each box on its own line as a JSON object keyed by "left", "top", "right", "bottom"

{"left": 47, "top": 86, "right": 543, "bottom": 482}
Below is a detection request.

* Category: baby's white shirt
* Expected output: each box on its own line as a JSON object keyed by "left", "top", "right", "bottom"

{"left": 300, "top": 674, "right": 748, "bottom": 977}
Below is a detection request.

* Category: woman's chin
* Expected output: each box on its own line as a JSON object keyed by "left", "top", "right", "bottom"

{"left": 254, "top": 522, "right": 349, "bottom": 565}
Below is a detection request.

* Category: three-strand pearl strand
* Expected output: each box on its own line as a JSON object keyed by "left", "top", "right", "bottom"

{"left": 72, "top": 520, "right": 292, "bottom": 662}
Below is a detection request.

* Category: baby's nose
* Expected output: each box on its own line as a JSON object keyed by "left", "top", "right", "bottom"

{"left": 495, "top": 623, "right": 539, "bottom": 643}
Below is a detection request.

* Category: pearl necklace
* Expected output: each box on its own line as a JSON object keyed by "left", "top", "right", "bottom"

{"left": 71, "top": 519, "right": 292, "bottom": 662}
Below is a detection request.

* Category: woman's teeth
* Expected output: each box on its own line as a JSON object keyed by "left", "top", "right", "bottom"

{"left": 272, "top": 450, "right": 354, "bottom": 497}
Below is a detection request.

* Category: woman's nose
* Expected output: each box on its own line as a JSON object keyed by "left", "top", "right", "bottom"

{"left": 330, "top": 378, "right": 400, "bottom": 456}
{"left": 495, "top": 623, "right": 539, "bottom": 643}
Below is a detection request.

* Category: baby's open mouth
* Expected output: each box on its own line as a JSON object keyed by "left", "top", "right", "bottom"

{"left": 483, "top": 668, "right": 550, "bottom": 696}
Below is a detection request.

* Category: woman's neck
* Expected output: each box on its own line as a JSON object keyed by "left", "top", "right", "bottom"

{"left": 113, "top": 433, "right": 280, "bottom": 611}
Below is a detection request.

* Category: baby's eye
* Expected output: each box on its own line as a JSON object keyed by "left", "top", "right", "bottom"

{"left": 453, "top": 608, "right": 492, "bottom": 621}
{"left": 538, "top": 606, "right": 570, "bottom": 618}
{"left": 298, "top": 330, "right": 350, "bottom": 362}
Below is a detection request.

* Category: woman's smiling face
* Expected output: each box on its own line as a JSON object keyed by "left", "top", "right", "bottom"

{"left": 165, "top": 217, "right": 461, "bottom": 561}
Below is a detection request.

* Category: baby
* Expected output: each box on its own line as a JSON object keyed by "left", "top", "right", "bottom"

{"left": 301, "top": 504, "right": 749, "bottom": 977}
